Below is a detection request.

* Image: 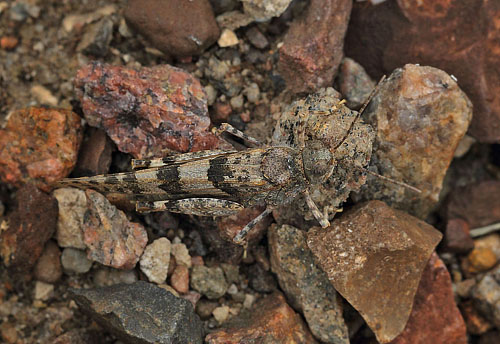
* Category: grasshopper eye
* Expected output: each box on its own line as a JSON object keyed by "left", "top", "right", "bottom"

{"left": 302, "top": 141, "right": 334, "bottom": 184}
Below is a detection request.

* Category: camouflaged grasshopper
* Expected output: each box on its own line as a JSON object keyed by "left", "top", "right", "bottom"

{"left": 59, "top": 78, "right": 417, "bottom": 244}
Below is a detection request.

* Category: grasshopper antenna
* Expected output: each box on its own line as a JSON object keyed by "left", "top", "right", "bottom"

{"left": 359, "top": 167, "right": 422, "bottom": 194}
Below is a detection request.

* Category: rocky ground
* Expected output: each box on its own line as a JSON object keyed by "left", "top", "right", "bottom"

{"left": 0, "top": 0, "right": 499, "bottom": 343}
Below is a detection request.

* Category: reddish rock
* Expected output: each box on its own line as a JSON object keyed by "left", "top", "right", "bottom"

{"left": 345, "top": 0, "right": 500, "bottom": 143}
{"left": 171, "top": 264, "right": 189, "bottom": 294}
{"left": 216, "top": 207, "right": 271, "bottom": 244}
{"left": 307, "top": 201, "right": 442, "bottom": 343}
{"left": 389, "top": 252, "right": 467, "bottom": 344}
{"left": 74, "top": 61, "right": 225, "bottom": 159}
{"left": 0, "top": 36, "right": 19, "bottom": 50}
{"left": 34, "top": 241, "right": 62, "bottom": 283}
{"left": 278, "top": 0, "right": 352, "bottom": 93}
{"left": 124, "top": 0, "right": 220, "bottom": 57}
{"left": 446, "top": 180, "right": 500, "bottom": 228}
{"left": 0, "top": 107, "right": 83, "bottom": 191}
{"left": 82, "top": 189, "right": 148, "bottom": 269}
{"left": 337, "top": 57, "right": 375, "bottom": 110}
{"left": 72, "top": 128, "right": 113, "bottom": 177}
{"left": 460, "top": 300, "right": 493, "bottom": 335}
{"left": 211, "top": 101, "right": 232, "bottom": 123}
{"left": 443, "top": 218, "right": 474, "bottom": 254}
{"left": 357, "top": 64, "right": 472, "bottom": 218}
{"left": 0, "top": 184, "right": 58, "bottom": 272}
{"left": 205, "top": 292, "right": 317, "bottom": 343}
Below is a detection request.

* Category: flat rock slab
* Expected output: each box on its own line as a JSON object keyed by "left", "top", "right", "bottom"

{"left": 307, "top": 200, "right": 442, "bottom": 343}
{"left": 69, "top": 281, "right": 203, "bottom": 344}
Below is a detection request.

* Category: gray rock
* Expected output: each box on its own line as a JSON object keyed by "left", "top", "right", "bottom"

{"left": 77, "top": 18, "right": 114, "bottom": 57}
{"left": 190, "top": 265, "right": 228, "bottom": 299}
{"left": 69, "top": 281, "right": 203, "bottom": 344}
{"left": 61, "top": 248, "right": 93, "bottom": 274}
{"left": 472, "top": 265, "right": 500, "bottom": 328}
{"left": 269, "top": 224, "right": 349, "bottom": 344}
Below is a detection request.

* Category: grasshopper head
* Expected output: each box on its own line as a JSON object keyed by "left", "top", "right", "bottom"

{"left": 302, "top": 140, "right": 336, "bottom": 185}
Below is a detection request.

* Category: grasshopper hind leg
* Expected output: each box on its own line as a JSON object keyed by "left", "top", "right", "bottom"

{"left": 136, "top": 198, "right": 244, "bottom": 216}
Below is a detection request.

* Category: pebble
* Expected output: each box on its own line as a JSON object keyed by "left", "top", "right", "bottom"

{"left": 171, "top": 264, "right": 189, "bottom": 294}
{"left": 248, "top": 263, "right": 277, "bottom": 293}
{"left": 171, "top": 243, "right": 192, "bottom": 268}
{"left": 269, "top": 224, "right": 348, "bottom": 344}
{"left": 206, "top": 292, "right": 317, "bottom": 343}
{"left": 124, "top": 0, "right": 220, "bottom": 57}
{"left": 460, "top": 300, "right": 493, "bottom": 335}
{"left": 30, "top": 84, "right": 58, "bottom": 107}
{"left": 53, "top": 188, "right": 87, "bottom": 249}
{"left": 71, "top": 128, "right": 113, "bottom": 177}
{"left": 471, "top": 265, "right": 500, "bottom": 328}
{"left": 34, "top": 241, "right": 62, "bottom": 284}
{"left": 474, "top": 234, "right": 500, "bottom": 260}
{"left": 218, "top": 28, "right": 239, "bottom": 48}
{"left": 337, "top": 57, "right": 375, "bottom": 109}
{"left": 357, "top": 64, "right": 472, "bottom": 218}
{"left": 139, "top": 238, "right": 171, "bottom": 284}
{"left": 92, "top": 267, "right": 138, "bottom": 287}
{"left": 74, "top": 61, "right": 224, "bottom": 158}
{"left": 0, "top": 184, "right": 58, "bottom": 272}
{"left": 0, "top": 36, "right": 18, "bottom": 50}
{"left": 221, "top": 264, "right": 239, "bottom": 284}
{"left": 211, "top": 101, "right": 232, "bottom": 123}
{"left": 61, "top": 248, "right": 93, "bottom": 274}
{"left": 245, "top": 27, "right": 269, "bottom": 49}
{"left": 190, "top": 265, "right": 228, "bottom": 299}
{"left": 243, "top": 83, "right": 260, "bottom": 103}
{"left": 443, "top": 218, "right": 475, "bottom": 254}
{"left": 204, "top": 84, "right": 218, "bottom": 106}
{"left": 34, "top": 281, "right": 54, "bottom": 301}
{"left": 465, "top": 247, "right": 498, "bottom": 274}
{"left": 229, "top": 94, "right": 244, "bottom": 110}
{"left": 0, "top": 322, "right": 18, "bottom": 344}
{"left": 70, "top": 281, "right": 203, "bottom": 344}
{"left": 278, "top": 0, "right": 352, "bottom": 93}
{"left": 212, "top": 305, "right": 230, "bottom": 323}
{"left": 243, "top": 293, "right": 256, "bottom": 309}
{"left": 62, "top": 5, "right": 117, "bottom": 32}
{"left": 196, "top": 299, "right": 219, "bottom": 320}
{"left": 76, "top": 17, "right": 113, "bottom": 57}
{"left": 0, "top": 107, "right": 83, "bottom": 191}
{"left": 241, "top": 0, "right": 292, "bottom": 21}
{"left": 389, "top": 252, "right": 467, "bottom": 344}
{"left": 82, "top": 189, "right": 148, "bottom": 270}
{"left": 307, "top": 201, "right": 442, "bottom": 343}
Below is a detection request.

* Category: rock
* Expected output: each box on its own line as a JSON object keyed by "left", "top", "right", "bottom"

{"left": 74, "top": 61, "right": 224, "bottom": 158}
{"left": 82, "top": 189, "right": 148, "bottom": 269}
{"left": 389, "top": 252, "right": 467, "bottom": 344}
{"left": 30, "top": 84, "right": 58, "bottom": 106}
{"left": 53, "top": 188, "right": 87, "bottom": 249}
{"left": 52, "top": 329, "right": 96, "bottom": 344}
{"left": 0, "top": 184, "right": 58, "bottom": 272}
{"left": 221, "top": 263, "right": 239, "bottom": 284}
{"left": 245, "top": 26, "right": 268, "bottom": 49}
{"left": 474, "top": 234, "right": 500, "bottom": 260}
{"left": 171, "top": 243, "right": 191, "bottom": 268}
{"left": 269, "top": 224, "right": 348, "bottom": 343}
{"left": 139, "top": 238, "right": 171, "bottom": 284}
{"left": 171, "top": 265, "right": 189, "bottom": 294}
{"left": 445, "top": 180, "right": 500, "bottom": 228}
{"left": 471, "top": 265, "right": 500, "bottom": 328}
{"left": 443, "top": 218, "right": 474, "bottom": 254}
{"left": 241, "top": 0, "right": 292, "bottom": 21}
{"left": 69, "top": 281, "right": 203, "bottom": 344}
{"left": 190, "top": 265, "right": 228, "bottom": 299}
{"left": 0, "top": 36, "right": 19, "bottom": 50}
{"left": 337, "top": 57, "right": 375, "bottom": 109}
{"left": 34, "top": 281, "right": 54, "bottom": 301}
{"left": 61, "top": 248, "right": 93, "bottom": 274}
{"left": 218, "top": 28, "right": 239, "bottom": 47}
{"left": 211, "top": 101, "right": 233, "bottom": 123}
{"left": 248, "top": 263, "right": 277, "bottom": 293}
{"left": 212, "top": 305, "right": 230, "bottom": 323}
{"left": 92, "top": 267, "right": 138, "bottom": 287}
{"left": 205, "top": 292, "right": 317, "bottom": 343}
{"left": 460, "top": 300, "right": 493, "bottom": 335}
{"left": 34, "top": 241, "right": 62, "bottom": 283}
{"left": 196, "top": 299, "right": 219, "bottom": 320}
{"left": 278, "top": 0, "right": 352, "bottom": 93}
{"left": 0, "top": 107, "right": 83, "bottom": 191}
{"left": 465, "top": 247, "right": 498, "bottom": 274}
{"left": 62, "top": 5, "right": 117, "bottom": 32}
{"left": 124, "top": 0, "right": 220, "bottom": 57}
{"left": 307, "top": 201, "right": 442, "bottom": 343}
{"left": 216, "top": 207, "right": 271, "bottom": 244}
{"left": 76, "top": 17, "right": 113, "bottom": 57}
{"left": 71, "top": 128, "right": 113, "bottom": 177}
{"left": 215, "top": 10, "right": 254, "bottom": 31}
{"left": 345, "top": 0, "right": 500, "bottom": 143}
{"left": 243, "top": 82, "right": 260, "bottom": 103}
{"left": 356, "top": 64, "right": 472, "bottom": 218}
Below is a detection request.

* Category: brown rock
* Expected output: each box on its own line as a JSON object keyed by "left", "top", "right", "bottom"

{"left": 53, "top": 329, "right": 96, "bottom": 344}
{"left": 74, "top": 61, "right": 225, "bottom": 159}
{"left": 471, "top": 266, "right": 500, "bottom": 328}
{"left": 307, "top": 201, "right": 442, "bottom": 343}
{"left": 443, "top": 218, "right": 474, "bottom": 254}
{"left": 124, "top": 0, "right": 220, "bottom": 57}
{"left": 0, "top": 184, "right": 58, "bottom": 272}
{"left": 205, "top": 292, "right": 317, "bottom": 343}
{"left": 82, "top": 189, "right": 148, "bottom": 269}
{"left": 216, "top": 207, "right": 271, "bottom": 244}
{"left": 171, "top": 264, "right": 189, "bottom": 294}
{"left": 211, "top": 101, "right": 232, "bottom": 123}
{"left": 345, "top": 0, "right": 500, "bottom": 143}
{"left": 34, "top": 240, "right": 62, "bottom": 283}
{"left": 357, "top": 64, "right": 472, "bottom": 218}
{"left": 465, "top": 247, "right": 498, "bottom": 273}
{"left": 389, "top": 252, "right": 467, "bottom": 344}
{"left": 245, "top": 26, "right": 269, "bottom": 49}
{"left": 72, "top": 128, "right": 113, "bottom": 177}
{"left": 0, "top": 107, "right": 83, "bottom": 191}
{"left": 446, "top": 180, "right": 500, "bottom": 228}
{"left": 337, "top": 57, "right": 375, "bottom": 110}
{"left": 460, "top": 300, "right": 493, "bottom": 335}
{"left": 0, "top": 36, "right": 19, "bottom": 50}
{"left": 278, "top": 0, "right": 352, "bottom": 93}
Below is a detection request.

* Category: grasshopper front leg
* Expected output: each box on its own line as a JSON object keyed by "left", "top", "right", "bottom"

{"left": 136, "top": 198, "right": 244, "bottom": 216}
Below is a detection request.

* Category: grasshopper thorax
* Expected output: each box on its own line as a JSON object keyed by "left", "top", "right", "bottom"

{"left": 302, "top": 140, "right": 335, "bottom": 185}
{"left": 261, "top": 147, "right": 302, "bottom": 186}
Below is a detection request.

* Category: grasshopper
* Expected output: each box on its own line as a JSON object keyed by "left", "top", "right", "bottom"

{"left": 59, "top": 78, "right": 417, "bottom": 244}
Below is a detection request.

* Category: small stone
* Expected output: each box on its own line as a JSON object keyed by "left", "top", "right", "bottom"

{"left": 221, "top": 263, "right": 239, "bottom": 284}
{"left": 71, "top": 128, "right": 113, "bottom": 177}
{"left": 212, "top": 305, "right": 230, "bottom": 323}
{"left": 30, "top": 84, "right": 58, "bottom": 107}
{"left": 248, "top": 263, "right": 277, "bottom": 293}
{"left": 204, "top": 84, "right": 218, "bottom": 106}
{"left": 243, "top": 293, "right": 256, "bottom": 309}
{"left": 53, "top": 188, "right": 87, "bottom": 249}
{"left": 0, "top": 107, "right": 83, "bottom": 191}
{"left": 357, "top": 64, "right": 473, "bottom": 218}
{"left": 61, "top": 248, "right": 93, "bottom": 274}
{"left": 307, "top": 201, "right": 442, "bottom": 343}
{"left": 75, "top": 62, "right": 224, "bottom": 158}
{"left": 471, "top": 266, "right": 500, "bottom": 328}
{"left": 443, "top": 218, "right": 475, "bottom": 254}
{"left": 34, "top": 281, "right": 54, "bottom": 301}
{"left": 229, "top": 94, "right": 244, "bottom": 110}
{"left": 241, "top": 0, "right": 292, "bottom": 21}
{"left": 62, "top": 5, "right": 117, "bottom": 32}
{"left": 124, "top": 0, "right": 220, "bottom": 57}
{"left": 474, "top": 234, "right": 500, "bottom": 260}
{"left": 389, "top": 253, "right": 467, "bottom": 344}
{"left": 269, "top": 224, "right": 348, "bottom": 344}
{"left": 0, "top": 36, "right": 18, "bottom": 50}
{"left": 181, "top": 291, "right": 201, "bottom": 308}
{"left": 191, "top": 265, "right": 228, "bottom": 299}
{"left": 337, "top": 57, "right": 375, "bottom": 109}
{"left": 196, "top": 299, "right": 219, "bottom": 320}
{"left": 83, "top": 190, "right": 148, "bottom": 269}
{"left": 69, "top": 281, "right": 203, "bottom": 344}
{"left": 52, "top": 329, "right": 95, "bottom": 344}
{"left": 0, "top": 322, "right": 18, "bottom": 344}
{"left": 245, "top": 27, "right": 268, "bottom": 49}
{"left": 206, "top": 292, "right": 317, "bottom": 343}
{"left": 243, "top": 83, "right": 260, "bottom": 104}
{"left": 218, "top": 28, "right": 239, "bottom": 47}
{"left": 0, "top": 184, "right": 58, "bottom": 272}
{"left": 211, "top": 101, "right": 232, "bottom": 123}
{"left": 171, "top": 264, "right": 189, "bottom": 294}
{"left": 278, "top": 0, "right": 352, "bottom": 93}
{"left": 171, "top": 243, "right": 191, "bottom": 268}
{"left": 77, "top": 17, "right": 113, "bottom": 57}
{"left": 92, "top": 267, "right": 138, "bottom": 287}
{"left": 34, "top": 241, "right": 62, "bottom": 284}
{"left": 455, "top": 279, "right": 476, "bottom": 299}
{"left": 460, "top": 300, "right": 493, "bottom": 335}
{"left": 140, "top": 238, "right": 171, "bottom": 284}
{"left": 466, "top": 247, "right": 498, "bottom": 273}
